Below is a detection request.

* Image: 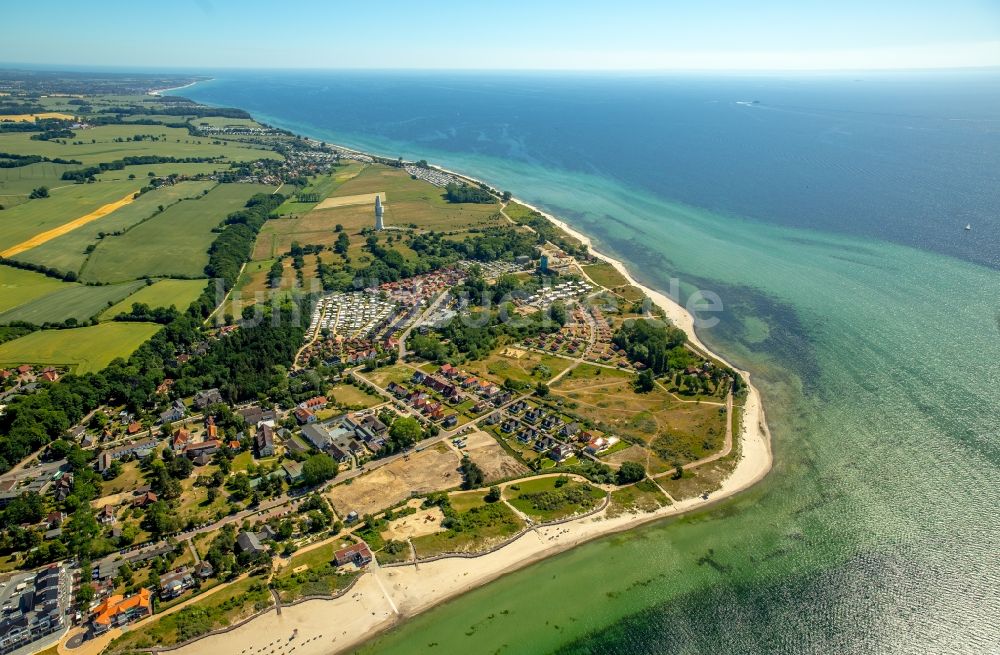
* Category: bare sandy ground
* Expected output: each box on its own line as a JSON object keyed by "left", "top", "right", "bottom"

{"left": 165, "top": 177, "right": 773, "bottom": 655}
{"left": 313, "top": 191, "right": 385, "bottom": 210}
{"left": 380, "top": 505, "right": 445, "bottom": 541}
{"left": 461, "top": 430, "right": 528, "bottom": 482}
{"left": 327, "top": 446, "right": 460, "bottom": 516}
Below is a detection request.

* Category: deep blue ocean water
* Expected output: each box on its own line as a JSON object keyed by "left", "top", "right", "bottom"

{"left": 181, "top": 71, "right": 1000, "bottom": 270}
{"left": 175, "top": 72, "right": 1000, "bottom": 655}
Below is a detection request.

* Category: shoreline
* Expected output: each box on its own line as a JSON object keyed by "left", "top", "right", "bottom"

{"left": 152, "top": 102, "right": 772, "bottom": 655}
{"left": 147, "top": 80, "right": 202, "bottom": 96}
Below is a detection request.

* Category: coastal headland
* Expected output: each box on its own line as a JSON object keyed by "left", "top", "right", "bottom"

{"left": 0, "top": 78, "right": 770, "bottom": 655}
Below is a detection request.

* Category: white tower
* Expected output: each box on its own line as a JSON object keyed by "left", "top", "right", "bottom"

{"left": 374, "top": 195, "right": 384, "bottom": 231}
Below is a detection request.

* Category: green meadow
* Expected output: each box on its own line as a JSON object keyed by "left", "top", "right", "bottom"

{"left": 13, "top": 181, "right": 216, "bottom": 274}
{"left": 0, "top": 322, "right": 162, "bottom": 373}
{"left": 99, "top": 279, "right": 207, "bottom": 319}
{"left": 81, "top": 183, "right": 273, "bottom": 283}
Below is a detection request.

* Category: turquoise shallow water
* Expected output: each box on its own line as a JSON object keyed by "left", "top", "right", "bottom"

{"left": 177, "top": 74, "right": 1000, "bottom": 654}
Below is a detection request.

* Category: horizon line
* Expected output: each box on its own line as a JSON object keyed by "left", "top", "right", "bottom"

{"left": 3, "top": 62, "right": 1000, "bottom": 76}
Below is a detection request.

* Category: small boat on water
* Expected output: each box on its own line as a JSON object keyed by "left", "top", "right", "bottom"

{"left": 965, "top": 224, "right": 972, "bottom": 231}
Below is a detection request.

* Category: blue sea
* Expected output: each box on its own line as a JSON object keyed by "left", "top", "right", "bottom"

{"left": 175, "top": 71, "right": 1000, "bottom": 654}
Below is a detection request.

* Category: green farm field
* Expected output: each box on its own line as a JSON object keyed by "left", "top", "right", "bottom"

{"left": 0, "top": 123, "right": 279, "bottom": 166}
{"left": 0, "top": 280, "right": 145, "bottom": 325}
{"left": 99, "top": 278, "right": 207, "bottom": 319}
{"left": 0, "top": 162, "right": 78, "bottom": 203}
{"left": 0, "top": 322, "right": 161, "bottom": 372}
{"left": 81, "top": 183, "right": 273, "bottom": 282}
{"left": 0, "top": 179, "right": 139, "bottom": 252}
{"left": 96, "top": 162, "right": 228, "bottom": 182}
{"left": 0, "top": 265, "right": 70, "bottom": 314}
{"left": 14, "top": 181, "right": 216, "bottom": 274}
{"left": 273, "top": 162, "right": 365, "bottom": 215}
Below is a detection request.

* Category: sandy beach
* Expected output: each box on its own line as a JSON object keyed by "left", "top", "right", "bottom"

{"left": 165, "top": 168, "right": 773, "bottom": 655}
{"left": 147, "top": 81, "right": 200, "bottom": 96}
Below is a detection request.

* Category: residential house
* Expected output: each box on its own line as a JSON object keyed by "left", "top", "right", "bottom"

{"left": 299, "top": 396, "right": 328, "bottom": 411}
{"left": 237, "top": 405, "right": 264, "bottom": 426}
{"left": 159, "top": 399, "right": 187, "bottom": 424}
{"left": 159, "top": 568, "right": 194, "bottom": 600}
{"left": 300, "top": 423, "right": 332, "bottom": 452}
{"left": 293, "top": 407, "right": 316, "bottom": 425}
{"left": 196, "top": 561, "right": 214, "bottom": 579}
{"left": 45, "top": 511, "right": 65, "bottom": 529}
{"left": 442, "top": 414, "right": 458, "bottom": 428}
{"left": 133, "top": 491, "right": 158, "bottom": 508}
{"left": 97, "top": 505, "right": 116, "bottom": 525}
{"left": 281, "top": 460, "right": 303, "bottom": 483}
{"left": 193, "top": 388, "right": 223, "bottom": 410}
{"left": 333, "top": 542, "right": 373, "bottom": 568}
{"left": 549, "top": 444, "right": 575, "bottom": 462}
{"left": 236, "top": 531, "right": 266, "bottom": 555}
{"left": 255, "top": 424, "right": 275, "bottom": 458}
{"left": 535, "top": 435, "right": 558, "bottom": 452}
{"left": 560, "top": 422, "right": 581, "bottom": 438}
{"left": 171, "top": 428, "right": 192, "bottom": 453}
{"left": 183, "top": 440, "right": 220, "bottom": 460}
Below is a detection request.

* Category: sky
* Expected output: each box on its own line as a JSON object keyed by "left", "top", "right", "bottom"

{"left": 3, "top": 0, "right": 1000, "bottom": 71}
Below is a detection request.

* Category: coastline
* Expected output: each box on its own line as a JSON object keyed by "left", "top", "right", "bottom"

{"left": 164, "top": 155, "right": 773, "bottom": 655}
{"left": 147, "top": 80, "right": 201, "bottom": 96}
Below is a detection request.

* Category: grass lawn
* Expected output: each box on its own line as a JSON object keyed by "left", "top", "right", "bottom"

{"left": 273, "top": 541, "right": 360, "bottom": 602}
{"left": 100, "top": 460, "right": 146, "bottom": 497}
{"left": 13, "top": 181, "right": 216, "bottom": 274}
{"left": 505, "top": 476, "right": 605, "bottom": 522}
{"left": 0, "top": 279, "right": 145, "bottom": 325}
{"left": 0, "top": 322, "right": 161, "bottom": 372}
{"left": 0, "top": 179, "right": 139, "bottom": 253}
{"left": 363, "top": 364, "right": 418, "bottom": 388}
{"left": 410, "top": 501, "right": 523, "bottom": 558}
{"left": 607, "top": 479, "right": 671, "bottom": 518}
{"left": 81, "top": 183, "right": 273, "bottom": 283}
{"left": 328, "top": 382, "right": 383, "bottom": 409}
{"left": 0, "top": 264, "right": 70, "bottom": 314}
{"left": 230, "top": 451, "right": 254, "bottom": 473}
{"left": 582, "top": 262, "right": 629, "bottom": 289}
{"left": 99, "top": 279, "right": 208, "bottom": 319}
{"left": 448, "top": 489, "right": 489, "bottom": 512}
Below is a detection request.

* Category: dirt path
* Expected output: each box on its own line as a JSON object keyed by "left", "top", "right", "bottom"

{"left": 1, "top": 190, "right": 138, "bottom": 257}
